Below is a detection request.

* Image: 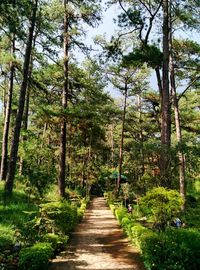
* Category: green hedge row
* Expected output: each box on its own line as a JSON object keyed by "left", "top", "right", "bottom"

{"left": 110, "top": 203, "right": 200, "bottom": 270}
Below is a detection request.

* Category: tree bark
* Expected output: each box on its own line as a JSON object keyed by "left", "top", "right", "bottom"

{"left": 169, "top": 10, "right": 186, "bottom": 210}
{"left": 5, "top": 0, "right": 38, "bottom": 196}
{"left": 58, "top": 0, "right": 69, "bottom": 197}
{"left": 118, "top": 83, "right": 128, "bottom": 189}
{"left": 19, "top": 37, "right": 36, "bottom": 176}
{"left": 160, "top": 0, "right": 171, "bottom": 187}
{"left": 170, "top": 60, "right": 186, "bottom": 209}
{"left": 0, "top": 37, "right": 15, "bottom": 181}
{"left": 0, "top": 0, "right": 16, "bottom": 181}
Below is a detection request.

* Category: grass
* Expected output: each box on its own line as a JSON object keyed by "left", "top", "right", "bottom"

{"left": 0, "top": 182, "right": 39, "bottom": 246}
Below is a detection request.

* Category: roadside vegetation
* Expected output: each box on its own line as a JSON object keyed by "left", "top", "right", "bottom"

{"left": 105, "top": 183, "right": 200, "bottom": 270}
{"left": 0, "top": 182, "right": 88, "bottom": 269}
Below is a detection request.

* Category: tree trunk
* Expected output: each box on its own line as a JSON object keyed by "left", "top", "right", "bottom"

{"left": 137, "top": 95, "right": 145, "bottom": 174}
{"left": 160, "top": 0, "right": 171, "bottom": 187}
{"left": 19, "top": 37, "right": 36, "bottom": 176}
{"left": 0, "top": 0, "right": 16, "bottom": 181}
{"left": 5, "top": 0, "right": 38, "bottom": 196}
{"left": 169, "top": 12, "right": 186, "bottom": 210}
{"left": 58, "top": 0, "right": 69, "bottom": 197}
{"left": 0, "top": 36, "right": 15, "bottom": 181}
{"left": 155, "top": 66, "right": 162, "bottom": 97}
{"left": 118, "top": 83, "right": 128, "bottom": 189}
{"left": 170, "top": 61, "right": 186, "bottom": 209}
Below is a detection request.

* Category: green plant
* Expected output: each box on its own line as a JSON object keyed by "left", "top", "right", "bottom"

{"left": 42, "top": 233, "right": 68, "bottom": 252}
{"left": 19, "top": 242, "right": 53, "bottom": 270}
{"left": 140, "top": 187, "right": 183, "bottom": 230}
{"left": 115, "top": 206, "right": 128, "bottom": 223}
{"left": 39, "top": 200, "right": 78, "bottom": 235}
{"left": 131, "top": 225, "right": 151, "bottom": 248}
{"left": 140, "top": 229, "right": 200, "bottom": 270}
{"left": 0, "top": 226, "right": 14, "bottom": 252}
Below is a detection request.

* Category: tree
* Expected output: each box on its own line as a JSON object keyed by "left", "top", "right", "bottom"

{"left": 160, "top": 0, "right": 171, "bottom": 186}
{"left": 106, "top": 63, "right": 149, "bottom": 190}
{"left": 58, "top": 0, "right": 69, "bottom": 197}
{"left": 0, "top": 0, "right": 16, "bottom": 180}
{"left": 5, "top": 0, "right": 38, "bottom": 196}
{"left": 140, "top": 187, "right": 183, "bottom": 231}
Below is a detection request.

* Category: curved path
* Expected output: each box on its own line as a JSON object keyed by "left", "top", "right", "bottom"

{"left": 49, "top": 197, "right": 145, "bottom": 270}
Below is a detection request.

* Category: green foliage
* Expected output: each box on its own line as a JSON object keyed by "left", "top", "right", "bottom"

{"left": 140, "top": 187, "right": 183, "bottom": 230}
{"left": 77, "top": 197, "right": 88, "bottom": 221}
{"left": 131, "top": 224, "right": 151, "bottom": 248}
{"left": 117, "top": 8, "right": 142, "bottom": 28}
{"left": 109, "top": 197, "right": 200, "bottom": 270}
{"left": 0, "top": 226, "right": 14, "bottom": 252}
{"left": 140, "top": 229, "right": 200, "bottom": 270}
{"left": 42, "top": 233, "right": 68, "bottom": 252}
{"left": 19, "top": 133, "right": 56, "bottom": 198}
{"left": 19, "top": 242, "right": 53, "bottom": 270}
{"left": 115, "top": 206, "right": 128, "bottom": 223}
{"left": 39, "top": 200, "right": 78, "bottom": 235}
{"left": 123, "top": 44, "right": 163, "bottom": 68}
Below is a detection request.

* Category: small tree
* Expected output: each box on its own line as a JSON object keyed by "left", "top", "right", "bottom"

{"left": 121, "top": 183, "right": 130, "bottom": 207}
{"left": 140, "top": 187, "right": 183, "bottom": 231}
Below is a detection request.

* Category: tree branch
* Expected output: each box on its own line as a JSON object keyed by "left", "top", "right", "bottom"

{"left": 178, "top": 76, "right": 200, "bottom": 101}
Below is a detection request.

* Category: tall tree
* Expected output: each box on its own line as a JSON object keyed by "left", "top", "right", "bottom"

{"left": 106, "top": 63, "right": 149, "bottom": 190}
{"left": 160, "top": 0, "right": 171, "bottom": 186}
{"left": 0, "top": 1, "right": 16, "bottom": 180}
{"left": 5, "top": 0, "right": 38, "bottom": 196}
{"left": 58, "top": 0, "right": 69, "bottom": 197}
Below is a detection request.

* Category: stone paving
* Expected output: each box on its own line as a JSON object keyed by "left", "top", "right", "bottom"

{"left": 49, "top": 197, "right": 145, "bottom": 270}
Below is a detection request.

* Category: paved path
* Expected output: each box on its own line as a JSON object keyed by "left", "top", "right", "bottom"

{"left": 49, "top": 197, "right": 145, "bottom": 270}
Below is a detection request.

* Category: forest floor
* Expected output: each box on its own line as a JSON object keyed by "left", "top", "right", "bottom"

{"left": 49, "top": 197, "right": 145, "bottom": 270}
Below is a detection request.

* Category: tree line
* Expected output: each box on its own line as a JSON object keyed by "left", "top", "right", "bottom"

{"left": 0, "top": 0, "right": 199, "bottom": 205}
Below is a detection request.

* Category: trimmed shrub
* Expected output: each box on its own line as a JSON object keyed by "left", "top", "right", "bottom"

{"left": 140, "top": 229, "right": 200, "bottom": 270}
{"left": 115, "top": 206, "right": 128, "bottom": 223}
{"left": 19, "top": 242, "right": 53, "bottom": 270}
{"left": 77, "top": 197, "right": 88, "bottom": 221}
{"left": 131, "top": 225, "right": 151, "bottom": 247}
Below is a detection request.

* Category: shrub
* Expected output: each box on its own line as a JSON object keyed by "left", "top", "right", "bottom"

{"left": 131, "top": 225, "right": 151, "bottom": 247}
{"left": 0, "top": 227, "right": 14, "bottom": 252}
{"left": 115, "top": 206, "right": 128, "bottom": 223}
{"left": 39, "top": 200, "right": 78, "bottom": 235}
{"left": 140, "top": 187, "right": 183, "bottom": 230}
{"left": 140, "top": 229, "right": 200, "bottom": 270}
{"left": 42, "top": 233, "right": 68, "bottom": 252}
{"left": 19, "top": 242, "right": 53, "bottom": 270}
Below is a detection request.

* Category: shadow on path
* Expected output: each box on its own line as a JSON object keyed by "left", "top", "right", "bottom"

{"left": 49, "top": 197, "right": 145, "bottom": 270}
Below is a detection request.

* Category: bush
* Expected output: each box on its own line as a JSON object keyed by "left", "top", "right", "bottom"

{"left": 131, "top": 225, "right": 151, "bottom": 247}
{"left": 39, "top": 200, "right": 78, "bottom": 235}
{"left": 140, "top": 187, "right": 183, "bottom": 230}
{"left": 19, "top": 242, "right": 53, "bottom": 270}
{"left": 140, "top": 229, "right": 200, "bottom": 270}
{"left": 42, "top": 233, "right": 68, "bottom": 252}
{"left": 115, "top": 206, "right": 128, "bottom": 223}
{"left": 0, "top": 227, "right": 14, "bottom": 252}
{"left": 77, "top": 197, "right": 88, "bottom": 221}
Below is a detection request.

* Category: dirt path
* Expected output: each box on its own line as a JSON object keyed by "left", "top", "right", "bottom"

{"left": 49, "top": 197, "right": 145, "bottom": 270}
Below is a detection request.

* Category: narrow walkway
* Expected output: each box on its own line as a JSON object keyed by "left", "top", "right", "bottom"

{"left": 49, "top": 197, "right": 145, "bottom": 270}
